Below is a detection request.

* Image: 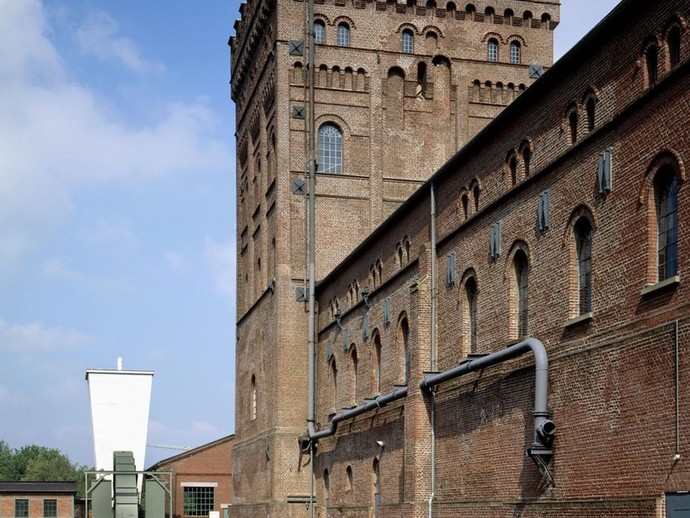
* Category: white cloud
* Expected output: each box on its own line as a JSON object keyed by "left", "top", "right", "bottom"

{"left": 164, "top": 251, "right": 191, "bottom": 274}
{"left": 41, "top": 256, "right": 136, "bottom": 294}
{"left": 75, "top": 9, "right": 165, "bottom": 73}
{"left": 0, "top": 318, "right": 92, "bottom": 352}
{"left": 0, "top": 0, "right": 233, "bottom": 274}
{"left": 204, "top": 238, "right": 235, "bottom": 296}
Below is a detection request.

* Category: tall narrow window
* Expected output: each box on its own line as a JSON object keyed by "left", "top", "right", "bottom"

{"left": 668, "top": 25, "right": 681, "bottom": 70}
{"left": 417, "top": 61, "right": 427, "bottom": 98}
{"left": 508, "top": 152, "right": 518, "bottom": 185}
{"left": 465, "top": 277, "right": 478, "bottom": 353}
{"left": 16, "top": 500, "right": 29, "bottom": 518}
{"left": 43, "top": 500, "right": 57, "bottom": 518}
{"left": 646, "top": 42, "right": 659, "bottom": 86}
{"left": 314, "top": 20, "right": 325, "bottom": 44}
{"left": 402, "top": 30, "right": 414, "bottom": 54}
{"left": 575, "top": 218, "right": 593, "bottom": 314}
{"left": 568, "top": 109, "right": 578, "bottom": 145}
{"left": 510, "top": 41, "right": 521, "bottom": 64}
{"left": 514, "top": 251, "right": 529, "bottom": 338}
{"left": 318, "top": 124, "right": 343, "bottom": 174}
{"left": 251, "top": 375, "right": 257, "bottom": 420}
{"left": 338, "top": 23, "right": 350, "bottom": 47}
{"left": 585, "top": 96, "right": 596, "bottom": 132}
{"left": 349, "top": 347, "right": 358, "bottom": 404}
{"left": 398, "top": 317, "right": 409, "bottom": 383}
{"left": 487, "top": 38, "right": 498, "bottom": 62}
{"left": 346, "top": 466, "right": 354, "bottom": 492}
{"left": 324, "top": 469, "right": 331, "bottom": 505}
{"left": 330, "top": 359, "right": 338, "bottom": 410}
{"left": 656, "top": 166, "right": 679, "bottom": 281}
{"left": 520, "top": 141, "right": 531, "bottom": 177}
{"left": 372, "top": 333, "right": 382, "bottom": 393}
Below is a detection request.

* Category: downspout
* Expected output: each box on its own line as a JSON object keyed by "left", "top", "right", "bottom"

{"left": 428, "top": 183, "right": 436, "bottom": 518}
{"left": 420, "top": 338, "right": 556, "bottom": 474}
{"left": 306, "top": 0, "right": 317, "bottom": 514}
{"left": 675, "top": 319, "right": 681, "bottom": 459}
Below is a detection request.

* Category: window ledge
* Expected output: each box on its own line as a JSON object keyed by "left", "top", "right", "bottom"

{"left": 641, "top": 275, "right": 680, "bottom": 297}
{"left": 564, "top": 312, "right": 593, "bottom": 328}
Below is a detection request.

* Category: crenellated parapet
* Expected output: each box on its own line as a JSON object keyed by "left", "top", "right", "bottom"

{"left": 230, "top": 0, "right": 277, "bottom": 109}
{"left": 291, "top": 0, "right": 559, "bottom": 29}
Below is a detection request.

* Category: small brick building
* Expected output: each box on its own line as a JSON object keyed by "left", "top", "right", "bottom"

{"left": 0, "top": 482, "right": 77, "bottom": 518}
{"left": 147, "top": 436, "right": 233, "bottom": 518}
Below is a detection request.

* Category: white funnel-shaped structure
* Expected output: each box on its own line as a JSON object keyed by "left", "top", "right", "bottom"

{"left": 86, "top": 360, "right": 154, "bottom": 485}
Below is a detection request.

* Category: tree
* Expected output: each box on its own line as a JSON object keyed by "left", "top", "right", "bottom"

{"left": 0, "top": 442, "right": 89, "bottom": 496}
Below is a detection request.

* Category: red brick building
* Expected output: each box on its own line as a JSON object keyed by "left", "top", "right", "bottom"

{"left": 147, "top": 436, "right": 233, "bottom": 518}
{"left": 230, "top": 0, "right": 558, "bottom": 515}
{"left": 231, "top": 0, "right": 690, "bottom": 516}
{"left": 0, "top": 482, "right": 77, "bottom": 518}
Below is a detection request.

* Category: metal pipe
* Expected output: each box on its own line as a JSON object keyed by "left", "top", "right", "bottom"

{"left": 674, "top": 319, "right": 680, "bottom": 460}
{"left": 309, "top": 387, "right": 408, "bottom": 441}
{"left": 420, "top": 337, "right": 555, "bottom": 449}
{"left": 428, "top": 182, "right": 436, "bottom": 518}
{"left": 306, "top": 0, "right": 317, "bottom": 514}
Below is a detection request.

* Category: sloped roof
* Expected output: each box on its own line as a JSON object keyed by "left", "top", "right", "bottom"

{"left": 0, "top": 481, "right": 77, "bottom": 494}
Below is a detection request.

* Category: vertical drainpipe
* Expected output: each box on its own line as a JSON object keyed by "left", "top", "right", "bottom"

{"left": 306, "top": 0, "right": 316, "bottom": 513}
{"left": 428, "top": 183, "right": 437, "bottom": 518}
{"left": 675, "top": 319, "right": 681, "bottom": 459}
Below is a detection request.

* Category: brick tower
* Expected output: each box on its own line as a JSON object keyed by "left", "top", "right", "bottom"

{"left": 229, "top": 1, "right": 558, "bottom": 515}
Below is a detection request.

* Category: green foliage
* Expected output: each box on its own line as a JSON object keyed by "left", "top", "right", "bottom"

{"left": 0, "top": 441, "right": 90, "bottom": 497}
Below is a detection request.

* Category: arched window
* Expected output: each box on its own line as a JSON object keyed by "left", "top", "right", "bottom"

{"left": 372, "top": 459, "right": 381, "bottom": 506}
{"left": 667, "top": 25, "right": 682, "bottom": 70}
{"left": 514, "top": 250, "right": 529, "bottom": 338}
{"left": 645, "top": 41, "right": 659, "bottom": 86}
{"left": 523, "top": 10, "right": 533, "bottom": 21}
{"left": 251, "top": 374, "right": 257, "bottom": 420}
{"left": 655, "top": 166, "right": 679, "bottom": 281}
{"left": 402, "top": 29, "right": 414, "bottom": 54}
{"left": 372, "top": 333, "right": 382, "bottom": 393}
{"left": 318, "top": 123, "right": 343, "bottom": 174}
{"left": 314, "top": 20, "right": 325, "bottom": 44}
{"left": 484, "top": 6, "right": 495, "bottom": 18}
{"left": 460, "top": 189, "right": 469, "bottom": 220}
{"left": 338, "top": 23, "right": 350, "bottom": 47}
{"left": 324, "top": 469, "right": 331, "bottom": 505}
{"left": 426, "top": 0, "right": 437, "bottom": 7}
{"left": 472, "top": 181, "right": 480, "bottom": 212}
{"left": 510, "top": 41, "right": 521, "bottom": 64}
{"left": 568, "top": 108, "right": 578, "bottom": 145}
{"left": 330, "top": 358, "right": 338, "bottom": 410}
{"left": 503, "top": 8, "right": 514, "bottom": 19}
{"left": 346, "top": 466, "right": 353, "bottom": 492}
{"left": 507, "top": 151, "right": 518, "bottom": 185}
{"left": 487, "top": 38, "right": 498, "bottom": 62}
{"left": 446, "top": 2, "right": 456, "bottom": 13}
{"left": 348, "top": 347, "right": 358, "bottom": 404}
{"left": 585, "top": 95, "right": 596, "bottom": 132}
{"left": 398, "top": 317, "right": 409, "bottom": 383}
{"left": 520, "top": 141, "right": 531, "bottom": 177}
{"left": 575, "top": 218, "right": 593, "bottom": 315}
{"left": 417, "top": 61, "right": 427, "bottom": 97}
{"left": 465, "top": 277, "right": 478, "bottom": 353}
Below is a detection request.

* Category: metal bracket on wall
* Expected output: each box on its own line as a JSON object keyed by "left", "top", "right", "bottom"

{"left": 288, "top": 40, "right": 304, "bottom": 56}
{"left": 292, "top": 179, "right": 306, "bottom": 195}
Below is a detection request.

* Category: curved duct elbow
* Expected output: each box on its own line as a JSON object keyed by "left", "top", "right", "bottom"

{"left": 538, "top": 419, "right": 556, "bottom": 439}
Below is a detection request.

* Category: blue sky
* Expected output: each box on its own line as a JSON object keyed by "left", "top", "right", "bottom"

{"left": 0, "top": 0, "right": 621, "bottom": 469}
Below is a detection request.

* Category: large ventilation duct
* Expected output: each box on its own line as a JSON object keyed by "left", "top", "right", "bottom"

{"left": 420, "top": 337, "right": 555, "bottom": 483}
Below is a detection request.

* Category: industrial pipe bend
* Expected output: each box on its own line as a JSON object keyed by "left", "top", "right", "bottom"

{"left": 419, "top": 337, "right": 554, "bottom": 450}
